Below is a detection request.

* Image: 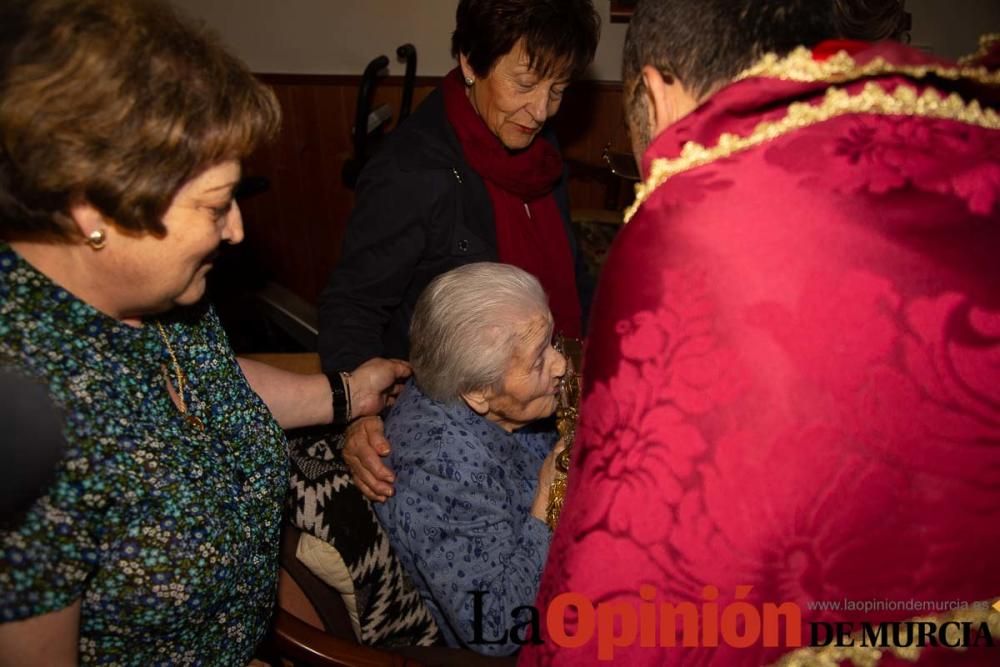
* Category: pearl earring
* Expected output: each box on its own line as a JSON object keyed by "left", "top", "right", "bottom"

{"left": 86, "top": 229, "right": 107, "bottom": 250}
{"left": 464, "top": 76, "right": 474, "bottom": 86}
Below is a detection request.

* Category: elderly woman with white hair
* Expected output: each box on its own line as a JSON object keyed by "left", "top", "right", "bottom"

{"left": 374, "top": 262, "right": 567, "bottom": 656}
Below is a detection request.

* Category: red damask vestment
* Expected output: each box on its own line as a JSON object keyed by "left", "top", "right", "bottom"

{"left": 522, "top": 40, "right": 1000, "bottom": 666}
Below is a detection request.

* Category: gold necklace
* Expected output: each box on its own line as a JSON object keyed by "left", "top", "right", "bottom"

{"left": 155, "top": 321, "right": 205, "bottom": 430}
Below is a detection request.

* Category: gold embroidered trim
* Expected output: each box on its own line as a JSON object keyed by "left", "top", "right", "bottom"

{"left": 767, "top": 603, "right": 1000, "bottom": 667}
{"left": 623, "top": 82, "right": 1000, "bottom": 223}
{"left": 959, "top": 32, "right": 1000, "bottom": 66}
{"left": 736, "top": 45, "right": 999, "bottom": 86}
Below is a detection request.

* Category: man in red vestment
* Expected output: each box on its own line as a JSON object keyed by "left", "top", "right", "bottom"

{"left": 522, "top": 2, "right": 1000, "bottom": 665}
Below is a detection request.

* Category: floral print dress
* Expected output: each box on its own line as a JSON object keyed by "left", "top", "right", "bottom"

{"left": 0, "top": 244, "right": 287, "bottom": 664}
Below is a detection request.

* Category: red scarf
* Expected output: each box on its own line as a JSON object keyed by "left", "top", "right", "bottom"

{"left": 442, "top": 68, "right": 582, "bottom": 337}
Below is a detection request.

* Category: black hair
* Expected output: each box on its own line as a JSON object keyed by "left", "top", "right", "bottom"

{"left": 623, "top": 0, "right": 838, "bottom": 98}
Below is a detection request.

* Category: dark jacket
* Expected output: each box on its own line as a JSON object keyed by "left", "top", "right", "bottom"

{"left": 318, "top": 87, "right": 591, "bottom": 371}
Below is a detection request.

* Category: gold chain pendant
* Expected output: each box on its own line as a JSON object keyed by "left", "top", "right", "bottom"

{"left": 184, "top": 413, "right": 205, "bottom": 430}
{"left": 155, "top": 321, "right": 206, "bottom": 430}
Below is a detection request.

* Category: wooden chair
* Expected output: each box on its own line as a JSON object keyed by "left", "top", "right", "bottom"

{"left": 262, "top": 524, "right": 518, "bottom": 667}
{"left": 262, "top": 524, "right": 418, "bottom": 667}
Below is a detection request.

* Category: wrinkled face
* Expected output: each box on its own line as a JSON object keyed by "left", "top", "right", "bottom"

{"left": 111, "top": 161, "right": 243, "bottom": 318}
{"left": 483, "top": 309, "right": 567, "bottom": 431}
{"left": 461, "top": 40, "right": 570, "bottom": 151}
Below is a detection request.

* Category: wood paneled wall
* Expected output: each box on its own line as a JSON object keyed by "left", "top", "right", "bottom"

{"left": 237, "top": 74, "right": 632, "bottom": 304}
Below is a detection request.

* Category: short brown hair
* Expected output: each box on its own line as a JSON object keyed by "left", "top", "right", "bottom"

{"left": 0, "top": 0, "right": 281, "bottom": 240}
{"left": 451, "top": 0, "right": 600, "bottom": 81}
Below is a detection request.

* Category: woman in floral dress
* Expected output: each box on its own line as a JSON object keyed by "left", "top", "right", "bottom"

{"left": 0, "top": 0, "right": 408, "bottom": 663}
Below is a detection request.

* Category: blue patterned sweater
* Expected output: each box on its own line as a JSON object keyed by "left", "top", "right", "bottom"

{"left": 376, "top": 380, "right": 555, "bottom": 655}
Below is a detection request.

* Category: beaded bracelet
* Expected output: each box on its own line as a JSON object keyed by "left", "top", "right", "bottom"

{"left": 340, "top": 371, "right": 352, "bottom": 423}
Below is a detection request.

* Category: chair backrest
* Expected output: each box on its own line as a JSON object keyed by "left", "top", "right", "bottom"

{"left": 280, "top": 524, "right": 357, "bottom": 639}
{"left": 268, "top": 525, "right": 520, "bottom": 667}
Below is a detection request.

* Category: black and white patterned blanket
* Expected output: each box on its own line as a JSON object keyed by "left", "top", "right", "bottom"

{"left": 287, "top": 433, "right": 441, "bottom": 647}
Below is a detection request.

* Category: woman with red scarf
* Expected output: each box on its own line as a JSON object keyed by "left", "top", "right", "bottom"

{"left": 319, "top": 0, "right": 600, "bottom": 501}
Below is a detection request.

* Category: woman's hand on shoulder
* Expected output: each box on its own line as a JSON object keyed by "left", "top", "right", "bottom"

{"left": 348, "top": 357, "right": 411, "bottom": 418}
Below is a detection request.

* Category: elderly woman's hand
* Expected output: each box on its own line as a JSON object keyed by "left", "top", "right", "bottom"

{"left": 348, "top": 357, "right": 411, "bottom": 418}
{"left": 344, "top": 416, "right": 396, "bottom": 502}
{"left": 341, "top": 358, "right": 408, "bottom": 503}
{"left": 530, "top": 438, "right": 568, "bottom": 522}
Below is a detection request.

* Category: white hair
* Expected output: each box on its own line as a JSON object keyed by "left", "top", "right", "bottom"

{"left": 409, "top": 262, "right": 549, "bottom": 404}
